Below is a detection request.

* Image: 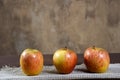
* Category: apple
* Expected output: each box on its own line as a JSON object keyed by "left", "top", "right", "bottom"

{"left": 84, "top": 46, "right": 110, "bottom": 73}
{"left": 20, "top": 48, "right": 44, "bottom": 76}
{"left": 53, "top": 47, "right": 77, "bottom": 74}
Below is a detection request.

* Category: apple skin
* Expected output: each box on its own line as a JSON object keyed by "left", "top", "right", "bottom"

{"left": 20, "top": 48, "right": 44, "bottom": 76}
{"left": 84, "top": 46, "right": 110, "bottom": 73}
{"left": 53, "top": 48, "right": 77, "bottom": 74}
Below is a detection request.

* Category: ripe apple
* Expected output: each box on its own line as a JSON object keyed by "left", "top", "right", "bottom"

{"left": 84, "top": 46, "right": 110, "bottom": 73}
{"left": 20, "top": 48, "right": 44, "bottom": 76}
{"left": 53, "top": 47, "right": 77, "bottom": 74}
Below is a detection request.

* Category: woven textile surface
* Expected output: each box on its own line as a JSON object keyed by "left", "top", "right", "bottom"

{"left": 0, "top": 64, "right": 120, "bottom": 80}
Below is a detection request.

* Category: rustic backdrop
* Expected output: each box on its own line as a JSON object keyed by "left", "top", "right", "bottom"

{"left": 0, "top": 0, "right": 120, "bottom": 55}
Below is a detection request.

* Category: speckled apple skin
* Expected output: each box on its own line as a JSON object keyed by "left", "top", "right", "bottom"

{"left": 53, "top": 48, "right": 77, "bottom": 74}
{"left": 84, "top": 47, "right": 110, "bottom": 73}
{"left": 20, "top": 49, "right": 44, "bottom": 76}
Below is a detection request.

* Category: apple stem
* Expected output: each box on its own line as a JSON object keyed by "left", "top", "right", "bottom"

{"left": 65, "top": 46, "right": 67, "bottom": 49}
{"left": 64, "top": 46, "right": 68, "bottom": 50}
{"left": 93, "top": 46, "right": 96, "bottom": 50}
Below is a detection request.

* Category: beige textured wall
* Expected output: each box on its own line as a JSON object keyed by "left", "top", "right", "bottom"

{"left": 0, "top": 0, "right": 120, "bottom": 55}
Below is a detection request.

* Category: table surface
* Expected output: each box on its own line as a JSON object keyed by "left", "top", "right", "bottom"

{"left": 0, "top": 64, "right": 120, "bottom": 80}
{"left": 0, "top": 53, "right": 120, "bottom": 79}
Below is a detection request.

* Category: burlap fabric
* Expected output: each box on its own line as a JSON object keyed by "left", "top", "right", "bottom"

{"left": 0, "top": 64, "right": 120, "bottom": 80}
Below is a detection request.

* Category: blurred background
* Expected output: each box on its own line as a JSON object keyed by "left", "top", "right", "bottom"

{"left": 0, "top": 0, "right": 120, "bottom": 55}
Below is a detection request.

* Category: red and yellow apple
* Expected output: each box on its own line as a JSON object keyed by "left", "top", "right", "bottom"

{"left": 84, "top": 46, "right": 110, "bottom": 73}
{"left": 53, "top": 47, "right": 77, "bottom": 74}
{"left": 20, "top": 48, "right": 44, "bottom": 76}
